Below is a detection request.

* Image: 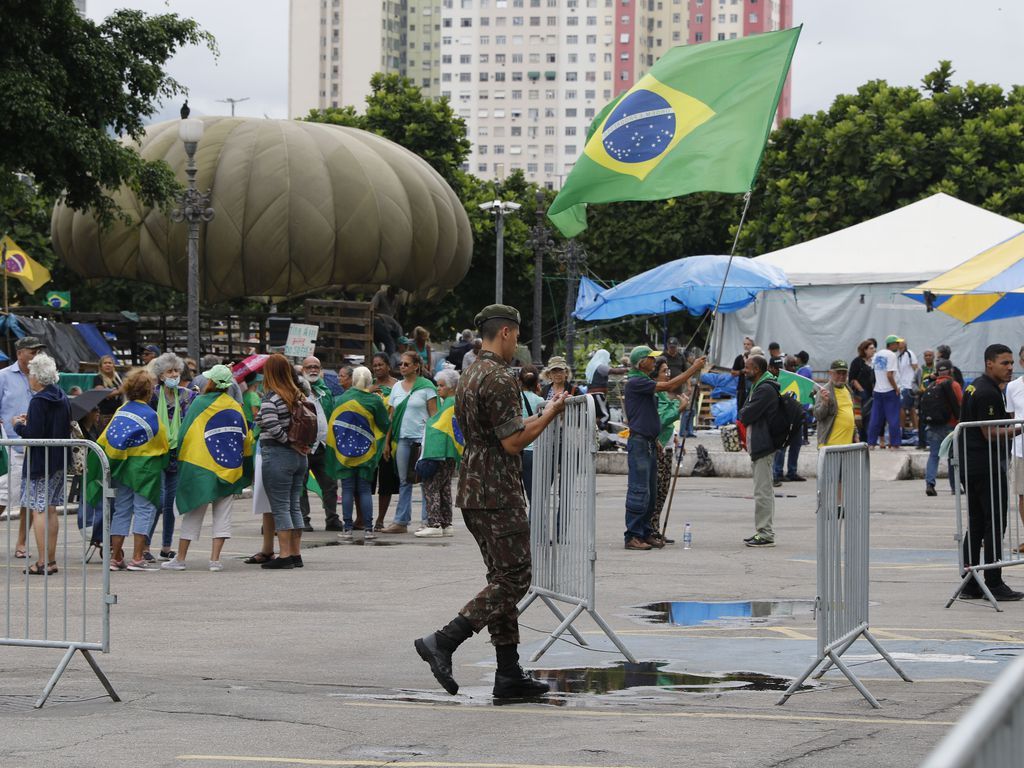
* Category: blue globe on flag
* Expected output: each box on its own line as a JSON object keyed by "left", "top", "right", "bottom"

{"left": 334, "top": 411, "right": 374, "bottom": 459}
{"left": 451, "top": 416, "right": 464, "bottom": 448}
{"left": 105, "top": 404, "right": 159, "bottom": 450}
{"left": 601, "top": 89, "right": 676, "bottom": 165}
{"left": 204, "top": 409, "right": 245, "bottom": 469}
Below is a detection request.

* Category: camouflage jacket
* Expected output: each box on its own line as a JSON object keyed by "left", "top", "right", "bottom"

{"left": 455, "top": 350, "right": 526, "bottom": 509}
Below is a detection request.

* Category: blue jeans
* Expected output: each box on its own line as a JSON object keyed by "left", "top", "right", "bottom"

{"left": 341, "top": 474, "right": 373, "bottom": 531}
{"left": 394, "top": 437, "right": 427, "bottom": 525}
{"left": 624, "top": 435, "right": 658, "bottom": 542}
{"left": 260, "top": 441, "right": 307, "bottom": 530}
{"left": 681, "top": 407, "right": 696, "bottom": 437}
{"left": 867, "top": 389, "right": 902, "bottom": 447}
{"left": 926, "top": 423, "right": 954, "bottom": 490}
{"left": 773, "top": 440, "right": 801, "bottom": 480}
{"left": 147, "top": 466, "right": 177, "bottom": 549}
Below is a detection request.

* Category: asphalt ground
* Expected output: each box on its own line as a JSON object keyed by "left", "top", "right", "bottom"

{"left": 2, "top": 467, "right": 1021, "bottom": 768}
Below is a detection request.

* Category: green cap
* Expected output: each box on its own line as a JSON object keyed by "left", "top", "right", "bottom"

{"left": 830, "top": 359, "right": 849, "bottom": 371}
{"left": 884, "top": 334, "right": 904, "bottom": 346}
{"left": 474, "top": 303, "right": 521, "bottom": 329}
{"left": 629, "top": 345, "right": 658, "bottom": 367}
{"left": 203, "top": 364, "right": 234, "bottom": 390}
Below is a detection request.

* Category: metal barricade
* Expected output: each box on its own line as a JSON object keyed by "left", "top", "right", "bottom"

{"left": 516, "top": 395, "right": 636, "bottom": 663}
{"left": 919, "top": 655, "right": 1024, "bottom": 768}
{"left": 947, "top": 418, "right": 1024, "bottom": 611}
{"left": 0, "top": 438, "right": 119, "bottom": 708}
{"left": 778, "top": 443, "right": 911, "bottom": 708}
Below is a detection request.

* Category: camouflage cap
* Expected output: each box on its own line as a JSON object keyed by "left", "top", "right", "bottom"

{"left": 474, "top": 303, "right": 521, "bottom": 329}
{"left": 829, "top": 359, "right": 849, "bottom": 371}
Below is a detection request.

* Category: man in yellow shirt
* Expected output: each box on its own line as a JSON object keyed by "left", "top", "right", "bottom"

{"left": 814, "top": 360, "right": 856, "bottom": 447}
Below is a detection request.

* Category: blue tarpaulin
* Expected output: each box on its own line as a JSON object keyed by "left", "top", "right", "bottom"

{"left": 711, "top": 399, "right": 738, "bottom": 426}
{"left": 701, "top": 371, "right": 737, "bottom": 398}
{"left": 574, "top": 254, "right": 792, "bottom": 321}
{"left": 74, "top": 323, "right": 116, "bottom": 361}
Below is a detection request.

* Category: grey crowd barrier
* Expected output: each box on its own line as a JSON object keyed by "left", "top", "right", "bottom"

{"left": 0, "top": 438, "right": 119, "bottom": 708}
{"left": 947, "top": 418, "right": 1024, "bottom": 611}
{"left": 919, "top": 655, "right": 1024, "bottom": 768}
{"left": 778, "top": 443, "right": 911, "bottom": 708}
{"left": 517, "top": 394, "right": 636, "bottom": 663}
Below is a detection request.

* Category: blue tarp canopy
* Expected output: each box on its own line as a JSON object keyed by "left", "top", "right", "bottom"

{"left": 574, "top": 254, "right": 793, "bottom": 321}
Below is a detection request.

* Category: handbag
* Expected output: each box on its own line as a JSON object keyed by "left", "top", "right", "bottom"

{"left": 407, "top": 441, "right": 422, "bottom": 485}
{"left": 69, "top": 420, "right": 86, "bottom": 476}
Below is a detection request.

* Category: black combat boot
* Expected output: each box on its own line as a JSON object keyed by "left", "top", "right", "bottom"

{"left": 492, "top": 644, "right": 550, "bottom": 698}
{"left": 414, "top": 615, "right": 475, "bottom": 695}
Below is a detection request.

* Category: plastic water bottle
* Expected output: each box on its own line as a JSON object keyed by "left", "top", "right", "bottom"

{"left": 683, "top": 522, "right": 692, "bottom": 550}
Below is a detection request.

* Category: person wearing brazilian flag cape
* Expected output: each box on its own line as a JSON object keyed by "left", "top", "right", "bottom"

{"left": 414, "top": 368, "right": 465, "bottom": 538}
{"left": 324, "top": 366, "right": 390, "bottom": 543}
{"left": 86, "top": 368, "right": 170, "bottom": 572}
{"left": 160, "top": 365, "right": 255, "bottom": 571}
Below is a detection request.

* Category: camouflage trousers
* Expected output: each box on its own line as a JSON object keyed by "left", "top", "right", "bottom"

{"left": 651, "top": 446, "right": 673, "bottom": 534}
{"left": 459, "top": 507, "right": 532, "bottom": 646}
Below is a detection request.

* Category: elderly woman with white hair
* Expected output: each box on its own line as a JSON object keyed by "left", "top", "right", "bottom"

{"left": 13, "top": 353, "right": 71, "bottom": 575}
{"left": 145, "top": 352, "right": 195, "bottom": 561}
{"left": 414, "top": 367, "right": 461, "bottom": 538}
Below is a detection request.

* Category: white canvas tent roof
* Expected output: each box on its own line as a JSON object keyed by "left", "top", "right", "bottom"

{"left": 755, "top": 193, "right": 1023, "bottom": 285}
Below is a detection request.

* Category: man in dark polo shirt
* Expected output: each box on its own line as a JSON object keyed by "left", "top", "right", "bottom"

{"left": 623, "top": 344, "right": 705, "bottom": 550}
{"left": 959, "top": 343, "right": 1023, "bottom": 602}
{"left": 414, "top": 304, "right": 568, "bottom": 698}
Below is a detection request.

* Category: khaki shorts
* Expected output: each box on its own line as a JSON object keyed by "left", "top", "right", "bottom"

{"left": 1012, "top": 456, "right": 1024, "bottom": 496}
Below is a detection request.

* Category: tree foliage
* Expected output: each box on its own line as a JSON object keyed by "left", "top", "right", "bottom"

{"left": 0, "top": 0, "right": 216, "bottom": 226}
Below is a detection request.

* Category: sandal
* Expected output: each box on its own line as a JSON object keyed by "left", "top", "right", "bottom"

{"left": 24, "top": 562, "right": 45, "bottom": 576}
{"left": 46, "top": 561, "right": 58, "bottom": 575}
{"left": 244, "top": 551, "right": 276, "bottom": 564}
{"left": 373, "top": 525, "right": 384, "bottom": 532}
{"left": 15, "top": 548, "right": 28, "bottom": 559}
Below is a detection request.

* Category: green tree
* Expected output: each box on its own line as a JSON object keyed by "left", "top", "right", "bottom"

{"left": 305, "top": 73, "right": 471, "bottom": 189}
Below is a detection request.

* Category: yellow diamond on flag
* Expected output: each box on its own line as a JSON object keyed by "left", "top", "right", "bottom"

{"left": 584, "top": 74, "right": 716, "bottom": 181}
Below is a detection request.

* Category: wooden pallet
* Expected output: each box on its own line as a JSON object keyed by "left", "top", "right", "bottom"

{"left": 303, "top": 299, "right": 374, "bottom": 369}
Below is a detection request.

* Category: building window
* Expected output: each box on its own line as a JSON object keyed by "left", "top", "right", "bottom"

{"left": 749, "top": 12, "right": 758, "bottom": 21}
{"left": 695, "top": 31, "right": 703, "bottom": 41}
{"left": 565, "top": 145, "right": 577, "bottom": 155}
{"left": 460, "top": 17, "right": 472, "bottom": 26}
{"left": 717, "top": 32, "right": 725, "bottom": 40}
{"left": 565, "top": 126, "right": 577, "bottom": 136}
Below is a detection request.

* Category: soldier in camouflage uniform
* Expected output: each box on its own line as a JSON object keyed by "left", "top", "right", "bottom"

{"left": 415, "top": 304, "right": 568, "bottom": 698}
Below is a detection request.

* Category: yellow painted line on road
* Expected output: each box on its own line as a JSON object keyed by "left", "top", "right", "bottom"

{"left": 764, "top": 626, "right": 816, "bottom": 640}
{"left": 341, "top": 701, "right": 956, "bottom": 727}
{"left": 178, "top": 756, "right": 642, "bottom": 768}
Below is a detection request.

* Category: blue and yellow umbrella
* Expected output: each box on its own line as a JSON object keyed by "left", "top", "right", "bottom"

{"left": 904, "top": 230, "right": 1024, "bottom": 323}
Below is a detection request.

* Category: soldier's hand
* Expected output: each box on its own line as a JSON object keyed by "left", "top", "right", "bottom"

{"left": 548, "top": 391, "right": 569, "bottom": 415}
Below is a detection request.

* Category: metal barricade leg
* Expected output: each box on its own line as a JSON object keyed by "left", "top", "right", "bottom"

{"left": 538, "top": 594, "right": 589, "bottom": 646}
{"left": 827, "top": 649, "right": 882, "bottom": 710}
{"left": 862, "top": 629, "right": 912, "bottom": 682}
{"left": 527, "top": 603, "right": 586, "bottom": 662}
{"left": 587, "top": 608, "right": 638, "bottom": 664}
{"left": 80, "top": 648, "right": 121, "bottom": 703}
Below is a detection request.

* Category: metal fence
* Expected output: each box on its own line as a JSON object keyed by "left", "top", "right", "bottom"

{"left": 919, "top": 655, "right": 1024, "bottom": 768}
{"left": 516, "top": 394, "right": 636, "bottom": 663}
{"left": 778, "top": 443, "right": 911, "bottom": 708}
{"left": 0, "top": 438, "right": 118, "bottom": 708}
{"left": 947, "top": 418, "right": 1024, "bottom": 611}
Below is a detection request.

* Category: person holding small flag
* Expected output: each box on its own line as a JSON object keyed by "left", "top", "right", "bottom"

{"left": 87, "top": 368, "right": 170, "bottom": 571}
{"left": 161, "top": 365, "right": 254, "bottom": 572}
{"left": 325, "top": 366, "right": 390, "bottom": 543}
{"left": 813, "top": 360, "right": 857, "bottom": 448}
{"left": 415, "top": 368, "right": 464, "bottom": 538}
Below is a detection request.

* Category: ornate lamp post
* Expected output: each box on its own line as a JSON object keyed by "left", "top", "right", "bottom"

{"left": 526, "top": 190, "right": 554, "bottom": 364}
{"left": 557, "top": 239, "right": 587, "bottom": 372}
{"left": 478, "top": 199, "right": 521, "bottom": 304}
{"left": 170, "top": 114, "right": 214, "bottom": 362}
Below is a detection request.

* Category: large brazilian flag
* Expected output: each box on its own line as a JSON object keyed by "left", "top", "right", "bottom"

{"left": 86, "top": 400, "right": 170, "bottom": 507}
{"left": 325, "top": 389, "right": 391, "bottom": 481}
{"left": 175, "top": 392, "right": 255, "bottom": 514}
{"left": 421, "top": 396, "right": 464, "bottom": 466}
{"left": 548, "top": 26, "right": 801, "bottom": 237}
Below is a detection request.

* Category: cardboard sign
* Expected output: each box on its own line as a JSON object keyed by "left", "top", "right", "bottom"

{"left": 283, "top": 323, "right": 319, "bottom": 358}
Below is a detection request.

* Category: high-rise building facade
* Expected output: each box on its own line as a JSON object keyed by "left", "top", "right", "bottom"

{"left": 288, "top": 1, "right": 442, "bottom": 119}
{"left": 289, "top": 0, "right": 792, "bottom": 187}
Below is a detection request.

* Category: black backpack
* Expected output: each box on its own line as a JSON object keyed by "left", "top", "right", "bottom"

{"left": 770, "top": 392, "right": 805, "bottom": 450}
{"left": 920, "top": 378, "right": 954, "bottom": 425}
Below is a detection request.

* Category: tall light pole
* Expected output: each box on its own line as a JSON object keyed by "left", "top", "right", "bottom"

{"left": 557, "top": 239, "right": 587, "bottom": 372}
{"left": 171, "top": 116, "right": 214, "bottom": 362}
{"left": 217, "top": 96, "right": 250, "bottom": 117}
{"left": 526, "top": 190, "right": 554, "bottom": 364}
{"left": 478, "top": 199, "right": 521, "bottom": 304}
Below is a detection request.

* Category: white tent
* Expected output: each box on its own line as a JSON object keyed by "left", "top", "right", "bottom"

{"left": 714, "top": 194, "right": 1024, "bottom": 377}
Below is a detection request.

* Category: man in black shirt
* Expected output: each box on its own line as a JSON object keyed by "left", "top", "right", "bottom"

{"left": 731, "top": 336, "right": 754, "bottom": 409}
{"left": 959, "top": 343, "right": 1023, "bottom": 601}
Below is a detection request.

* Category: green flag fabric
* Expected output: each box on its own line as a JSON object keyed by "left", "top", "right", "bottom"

{"left": 777, "top": 370, "right": 817, "bottom": 405}
{"left": 174, "top": 392, "right": 255, "bottom": 514}
{"left": 86, "top": 399, "right": 170, "bottom": 507}
{"left": 548, "top": 26, "right": 801, "bottom": 237}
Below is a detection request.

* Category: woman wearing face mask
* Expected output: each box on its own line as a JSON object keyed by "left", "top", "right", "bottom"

{"left": 146, "top": 353, "right": 195, "bottom": 561}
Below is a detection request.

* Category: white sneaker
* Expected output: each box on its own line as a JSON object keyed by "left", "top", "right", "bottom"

{"left": 363, "top": 530, "right": 376, "bottom": 542}
{"left": 160, "top": 558, "right": 186, "bottom": 571}
{"left": 442, "top": 526, "right": 454, "bottom": 537}
{"left": 415, "top": 525, "right": 445, "bottom": 538}
{"left": 208, "top": 560, "right": 223, "bottom": 572}
{"left": 338, "top": 530, "right": 353, "bottom": 541}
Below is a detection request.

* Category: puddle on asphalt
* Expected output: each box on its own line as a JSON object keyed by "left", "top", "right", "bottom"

{"left": 633, "top": 599, "right": 815, "bottom": 627}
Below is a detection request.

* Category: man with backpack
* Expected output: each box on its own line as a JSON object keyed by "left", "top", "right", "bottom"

{"left": 738, "top": 355, "right": 781, "bottom": 548}
{"left": 922, "top": 359, "right": 962, "bottom": 497}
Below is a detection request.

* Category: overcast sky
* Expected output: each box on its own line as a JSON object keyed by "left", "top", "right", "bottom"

{"left": 88, "top": 0, "right": 1024, "bottom": 123}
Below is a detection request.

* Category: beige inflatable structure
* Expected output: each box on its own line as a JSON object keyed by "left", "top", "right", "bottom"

{"left": 51, "top": 117, "right": 472, "bottom": 302}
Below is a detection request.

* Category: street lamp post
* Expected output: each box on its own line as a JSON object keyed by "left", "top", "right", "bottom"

{"left": 478, "top": 199, "right": 521, "bottom": 304}
{"left": 170, "top": 118, "right": 215, "bottom": 362}
{"left": 526, "top": 190, "right": 554, "bottom": 364}
{"left": 557, "top": 239, "right": 587, "bottom": 372}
